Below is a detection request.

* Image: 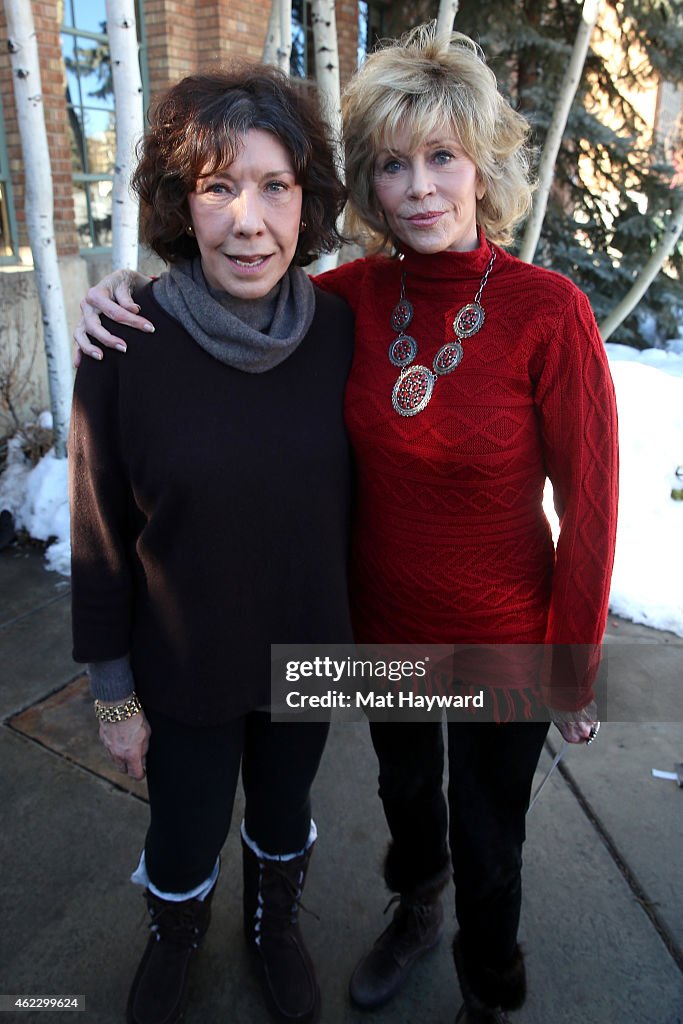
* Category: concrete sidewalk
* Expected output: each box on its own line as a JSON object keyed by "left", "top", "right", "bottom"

{"left": 1, "top": 544, "right": 682, "bottom": 1024}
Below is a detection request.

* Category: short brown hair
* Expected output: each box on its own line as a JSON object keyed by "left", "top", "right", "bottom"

{"left": 133, "top": 65, "right": 346, "bottom": 265}
{"left": 343, "top": 24, "right": 533, "bottom": 251}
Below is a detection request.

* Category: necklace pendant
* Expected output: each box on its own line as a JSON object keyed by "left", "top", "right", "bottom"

{"left": 453, "top": 301, "right": 485, "bottom": 339}
{"left": 388, "top": 251, "right": 495, "bottom": 417}
{"left": 392, "top": 365, "right": 436, "bottom": 417}
{"left": 433, "top": 341, "right": 464, "bottom": 375}
{"left": 390, "top": 297, "right": 414, "bottom": 333}
{"left": 389, "top": 334, "right": 418, "bottom": 367}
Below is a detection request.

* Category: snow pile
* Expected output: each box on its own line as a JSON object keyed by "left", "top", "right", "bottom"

{"left": 0, "top": 413, "right": 71, "bottom": 576}
{"left": 606, "top": 347, "right": 683, "bottom": 636}
{"left": 605, "top": 341, "right": 683, "bottom": 378}
{"left": 1, "top": 346, "right": 682, "bottom": 637}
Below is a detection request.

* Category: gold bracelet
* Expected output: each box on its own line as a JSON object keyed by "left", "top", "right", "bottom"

{"left": 93, "top": 693, "right": 142, "bottom": 723}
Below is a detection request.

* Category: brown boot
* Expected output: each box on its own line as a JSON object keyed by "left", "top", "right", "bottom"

{"left": 242, "top": 835, "right": 320, "bottom": 1024}
{"left": 126, "top": 888, "right": 213, "bottom": 1024}
{"left": 349, "top": 863, "right": 451, "bottom": 1010}
{"left": 453, "top": 931, "right": 525, "bottom": 1024}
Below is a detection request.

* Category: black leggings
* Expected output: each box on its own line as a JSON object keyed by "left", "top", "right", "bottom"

{"left": 143, "top": 708, "right": 329, "bottom": 893}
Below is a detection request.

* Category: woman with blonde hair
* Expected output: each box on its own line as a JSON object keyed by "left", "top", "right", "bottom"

{"left": 75, "top": 24, "right": 618, "bottom": 1023}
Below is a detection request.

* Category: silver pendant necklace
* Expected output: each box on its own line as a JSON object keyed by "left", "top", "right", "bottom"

{"left": 388, "top": 250, "right": 496, "bottom": 417}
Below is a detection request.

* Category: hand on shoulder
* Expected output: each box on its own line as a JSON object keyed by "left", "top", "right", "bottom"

{"left": 73, "top": 268, "right": 154, "bottom": 367}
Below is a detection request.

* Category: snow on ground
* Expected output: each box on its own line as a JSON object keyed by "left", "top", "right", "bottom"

{"left": 605, "top": 345, "right": 683, "bottom": 637}
{"left": 2, "top": 346, "right": 683, "bottom": 636}
{"left": 0, "top": 417, "right": 71, "bottom": 576}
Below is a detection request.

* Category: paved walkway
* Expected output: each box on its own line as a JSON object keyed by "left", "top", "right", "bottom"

{"left": 1, "top": 545, "right": 682, "bottom": 1023}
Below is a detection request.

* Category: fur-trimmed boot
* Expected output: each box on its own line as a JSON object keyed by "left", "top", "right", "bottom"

{"left": 242, "top": 832, "right": 320, "bottom": 1024}
{"left": 126, "top": 887, "right": 213, "bottom": 1024}
{"left": 453, "top": 931, "right": 526, "bottom": 1024}
{"left": 349, "top": 849, "right": 451, "bottom": 1011}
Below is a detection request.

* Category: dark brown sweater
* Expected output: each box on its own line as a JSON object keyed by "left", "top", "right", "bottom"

{"left": 70, "top": 284, "right": 355, "bottom": 725}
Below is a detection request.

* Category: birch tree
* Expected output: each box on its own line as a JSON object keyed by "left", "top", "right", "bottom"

{"left": 262, "top": 1, "right": 291, "bottom": 71}
{"left": 599, "top": 195, "right": 683, "bottom": 342}
{"left": 518, "top": 0, "right": 601, "bottom": 264}
{"left": 105, "top": 0, "right": 144, "bottom": 270}
{"left": 310, "top": 0, "right": 342, "bottom": 272}
{"left": 5, "top": 0, "right": 72, "bottom": 458}
{"left": 311, "top": 0, "right": 341, "bottom": 140}
{"left": 278, "top": 0, "right": 293, "bottom": 72}
{"left": 263, "top": 2, "right": 281, "bottom": 65}
{"left": 436, "top": 0, "right": 459, "bottom": 37}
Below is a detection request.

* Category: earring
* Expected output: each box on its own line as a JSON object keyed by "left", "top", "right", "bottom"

{"left": 186, "top": 224, "right": 194, "bottom": 236}
{"left": 299, "top": 220, "right": 307, "bottom": 233}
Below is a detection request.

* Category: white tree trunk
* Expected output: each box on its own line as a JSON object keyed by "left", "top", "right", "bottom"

{"left": 311, "top": 1, "right": 341, "bottom": 271}
{"left": 599, "top": 196, "right": 683, "bottom": 341}
{"left": 105, "top": 0, "right": 144, "bottom": 271}
{"left": 6, "top": 0, "right": 72, "bottom": 458}
{"left": 311, "top": 0, "right": 341, "bottom": 139}
{"left": 519, "top": 0, "right": 601, "bottom": 264}
{"left": 436, "top": 0, "right": 459, "bottom": 37}
{"left": 277, "top": 0, "right": 292, "bottom": 73}
{"left": 263, "top": 1, "right": 281, "bottom": 64}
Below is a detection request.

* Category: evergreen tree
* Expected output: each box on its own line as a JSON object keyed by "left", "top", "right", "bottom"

{"left": 384, "top": 0, "right": 683, "bottom": 346}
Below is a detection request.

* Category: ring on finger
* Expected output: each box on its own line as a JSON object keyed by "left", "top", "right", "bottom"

{"left": 586, "top": 721, "right": 601, "bottom": 745}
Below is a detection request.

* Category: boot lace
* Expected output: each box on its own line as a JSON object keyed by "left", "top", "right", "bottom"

{"left": 378, "top": 893, "right": 436, "bottom": 959}
{"left": 257, "top": 862, "right": 319, "bottom": 938}
{"left": 147, "top": 900, "right": 205, "bottom": 950}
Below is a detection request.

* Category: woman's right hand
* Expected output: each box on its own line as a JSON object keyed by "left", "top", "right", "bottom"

{"left": 98, "top": 710, "right": 151, "bottom": 781}
{"left": 549, "top": 700, "right": 599, "bottom": 745}
{"left": 73, "top": 268, "right": 155, "bottom": 367}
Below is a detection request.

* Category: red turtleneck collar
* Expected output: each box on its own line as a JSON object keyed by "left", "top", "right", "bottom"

{"left": 397, "top": 231, "right": 496, "bottom": 283}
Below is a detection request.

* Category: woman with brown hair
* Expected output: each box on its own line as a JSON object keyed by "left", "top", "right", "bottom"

{"left": 70, "top": 64, "right": 353, "bottom": 1024}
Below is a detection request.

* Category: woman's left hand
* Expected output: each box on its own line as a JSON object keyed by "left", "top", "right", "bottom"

{"left": 549, "top": 700, "right": 600, "bottom": 745}
{"left": 98, "top": 712, "right": 151, "bottom": 780}
{"left": 72, "top": 269, "right": 154, "bottom": 367}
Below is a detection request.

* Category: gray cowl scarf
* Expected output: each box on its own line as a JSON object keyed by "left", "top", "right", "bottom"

{"left": 152, "top": 255, "right": 316, "bottom": 372}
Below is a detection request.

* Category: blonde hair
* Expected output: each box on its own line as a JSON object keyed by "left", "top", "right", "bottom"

{"left": 342, "top": 23, "right": 534, "bottom": 251}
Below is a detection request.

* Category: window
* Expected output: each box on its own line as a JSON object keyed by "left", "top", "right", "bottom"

{"left": 61, "top": 0, "right": 114, "bottom": 249}
{"left": 61, "top": 0, "right": 147, "bottom": 251}
{"left": 0, "top": 95, "right": 18, "bottom": 261}
{"left": 358, "top": 1, "right": 387, "bottom": 65}
{"left": 291, "top": 0, "right": 314, "bottom": 79}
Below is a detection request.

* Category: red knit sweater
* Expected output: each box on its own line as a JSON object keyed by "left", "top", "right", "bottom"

{"left": 316, "top": 236, "right": 619, "bottom": 713}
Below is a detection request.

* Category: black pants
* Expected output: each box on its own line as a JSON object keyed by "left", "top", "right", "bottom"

{"left": 369, "top": 719, "right": 549, "bottom": 968}
{"left": 143, "top": 708, "right": 329, "bottom": 893}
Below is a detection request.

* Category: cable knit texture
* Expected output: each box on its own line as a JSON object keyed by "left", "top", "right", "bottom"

{"left": 315, "top": 235, "right": 618, "bottom": 714}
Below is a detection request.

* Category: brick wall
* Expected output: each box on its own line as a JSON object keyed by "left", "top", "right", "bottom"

{"left": 144, "top": 0, "right": 356, "bottom": 98}
{"left": 195, "top": 0, "right": 272, "bottom": 68}
{"left": 144, "top": 0, "right": 273, "bottom": 100}
{"left": 144, "top": 0, "right": 198, "bottom": 95}
{"left": 336, "top": 1, "right": 359, "bottom": 88}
